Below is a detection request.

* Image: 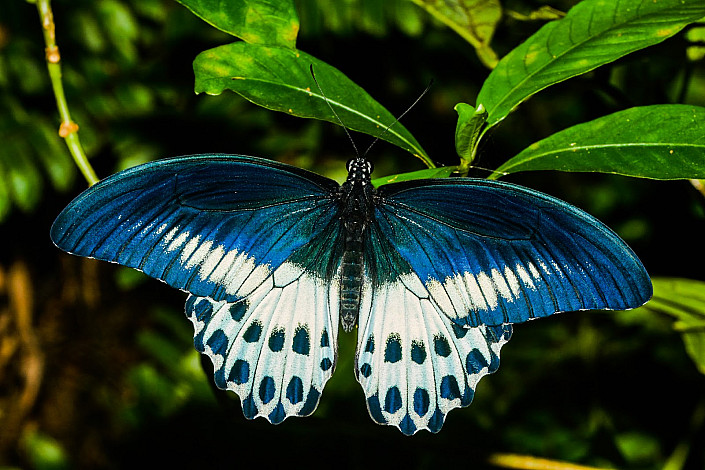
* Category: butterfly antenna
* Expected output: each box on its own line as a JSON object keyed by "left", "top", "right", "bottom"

{"left": 310, "top": 65, "right": 361, "bottom": 159}
{"left": 362, "top": 79, "right": 433, "bottom": 158}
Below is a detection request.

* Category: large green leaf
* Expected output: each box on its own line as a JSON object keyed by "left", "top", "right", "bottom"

{"left": 641, "top": 278, "right": 705, "bottom": 375}
{"left": 194, "top": 43, "right": 431, "bottom": 165}
{"left": 477, "top": 0, "right": 705, "bottom": 127}
{"left": 490, "top": 105, "right": 705, "bottom": 180}
{"left": 409, "top": 0, "right": 501, "bottom": 68}
{"left": 174, "top": 0, "right": 299, "bottom": 47}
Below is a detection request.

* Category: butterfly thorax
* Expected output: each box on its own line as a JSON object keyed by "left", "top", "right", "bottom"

{"left": 338, "top": 158, "right": 375, "bottom": 332}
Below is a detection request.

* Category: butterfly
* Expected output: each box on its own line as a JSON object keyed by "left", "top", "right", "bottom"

{"left": 51, "top": 153, "right": 652, "bottom": 435}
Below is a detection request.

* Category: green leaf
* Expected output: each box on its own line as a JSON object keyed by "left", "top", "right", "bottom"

{"left": 491, "top": 105, "right": 705, "bottom": 180}
{"left": 454, "top": 102, "right": 487, "bottom": 166}
{"left": 409, "top": 0, "right": 501, "bottom": 68}
{"left": 194, "top": 43, "right": 431, "bottom": 165}
{"left": 640, "top": 278, "right": 705, "bottom": 375}
{"left": 174, "top": 0, "right": 299, "bottom": 47}
{"left": 21, "top": 428, "right": 69, "bottom": 470}
{"left": 477, "top": 0, "right": 705, "bottom": 127}
{"left": 372, "top": 166, "right": 456, "bottom": 187}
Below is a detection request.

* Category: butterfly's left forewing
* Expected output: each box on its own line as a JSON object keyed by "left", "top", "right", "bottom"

{"left": 52, "top": 155, "right": 344, "bottom": 423}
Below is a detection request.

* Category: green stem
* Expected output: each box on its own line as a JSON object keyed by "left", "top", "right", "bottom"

{"left": 36, "top": 0, "right": 98, "bottom": 186}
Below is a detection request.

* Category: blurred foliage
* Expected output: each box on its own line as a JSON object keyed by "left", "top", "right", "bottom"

{"left": 1, "top": 0, "right": 705, "bottom": 469}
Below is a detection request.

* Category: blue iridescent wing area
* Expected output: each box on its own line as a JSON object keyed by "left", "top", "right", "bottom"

{"left": 51, "top": 155, "right": 342, "bottom": 302}
{"left": 373, "top": 178, "right": 652, "bottom": 327}
{"left": 355, "top": 277, "right": 512, "bottom": 435}
{"left": 52, "top": 154, "right": 344, "bottom": 423}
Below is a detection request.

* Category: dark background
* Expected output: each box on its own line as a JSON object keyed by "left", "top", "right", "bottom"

{"left": 1, "top": 1, "right": 704, "bottom": 468}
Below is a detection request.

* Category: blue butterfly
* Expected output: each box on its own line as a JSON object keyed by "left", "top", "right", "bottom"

{"left": 51, "top": 154, "right": 652, "bottom": 435}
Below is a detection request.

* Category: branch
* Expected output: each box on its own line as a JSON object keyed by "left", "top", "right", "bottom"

{"left": 35, "top": 0, "right": 98, "bottom": 186}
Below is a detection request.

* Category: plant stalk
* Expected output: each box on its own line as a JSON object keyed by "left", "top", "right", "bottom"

{"left": 36, "top": 0, "right": 98, "bottom": 186}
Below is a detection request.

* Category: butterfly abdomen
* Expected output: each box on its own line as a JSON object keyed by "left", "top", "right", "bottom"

{"left": 340, "top": 235, "right": 364, "bottom": 332}
{"left": 338, "top": 157, "right": 375, "bottom": 332}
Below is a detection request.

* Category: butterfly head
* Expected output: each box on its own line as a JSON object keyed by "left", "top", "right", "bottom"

{"left": 345, "top": 158, "right": 373, "bottom": 187}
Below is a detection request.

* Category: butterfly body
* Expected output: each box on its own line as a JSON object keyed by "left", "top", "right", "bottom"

{"left": 51, "top": 154, "right": 652, "bottom": 435}
{"left": 338, "top": 158, "right": 376, "bottom": 331}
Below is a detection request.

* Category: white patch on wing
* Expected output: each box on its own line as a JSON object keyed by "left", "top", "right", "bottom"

{"left": 538, "top": 258, "right": 550, "bottom": 275}
{"left": 444, "top": 273, "right": 471, "bottom": 315}
{"left": 528, "top": 261, "right": 541, "bottom": 282}
{"left": 425, "top": 278, "right": 455, "bottom": 316}
{"left": 206, "top": 246, "right": 237, "bottom": 284}
{"left": 237, "top": 263, "right": 272, "bottom": 297}
{"left": 179, "top": 235, "right": 201, "bottom": 263}
{"left": 476, "top": 271, "right": 498, "bottom": 310}
{"left": 199, "top": 244, "right": 225, "bottom": 279}
{"left": 515, "top": 263, "right": 536, "bottom": 290}
{"left": 504, "top": 265, "right": 521, "bottom": 297}
{"left": 552, "top": 259, "right": 565, "bottom": 278}
{"left": 166, "top": 229, "right": 189, "bottom": 252}
{"left": 185, "top": 239, "right": 213, "bottom": 269}
{"left": 154, "top": 222, "right": 169, "bottom": 236}
{"left": 491, "top": 267, "right": 514, "bottom": 302}
{"left": 398, "top": 272, "right": 427, "bottom": 299}
{"left": 273, "top": 262, "right": 303, "bottom": 287}
{"left": 421, "top": 265, "right": 529, "bottom": 326}
{"left": 463, "top": 272, "right": 488, "bottom": 312}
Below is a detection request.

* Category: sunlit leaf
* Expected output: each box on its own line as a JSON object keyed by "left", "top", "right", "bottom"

{"left": 409, "top": 0, "right": 501, "bottom": 68}
{"left": 194, "top": 43, "right": 431, "bottom": 165}
{"left": 174, "top": 0, "right": 299, "bottom": 47}
{"left": 454, "top": 102, "right": 487, "bottom": 165}
{"left": 491, "top": 105, "right": 705, "bottom": 180}
{"left": 477, "top": 0, "right": 705, "bottom": 127}
{"left": 372, "top": 166, "right": 455, "bottom": 187}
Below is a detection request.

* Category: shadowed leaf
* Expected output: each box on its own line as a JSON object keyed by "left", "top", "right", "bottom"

{"left": 410, "top": 0, "right": 501, "bottom": 68}
{"left": 641, "top": 278, "right": 705, "bottom": 375}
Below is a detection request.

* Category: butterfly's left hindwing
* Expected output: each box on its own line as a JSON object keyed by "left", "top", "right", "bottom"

{"left": 51, "top": 155, "right": 341, "bottom": 302}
